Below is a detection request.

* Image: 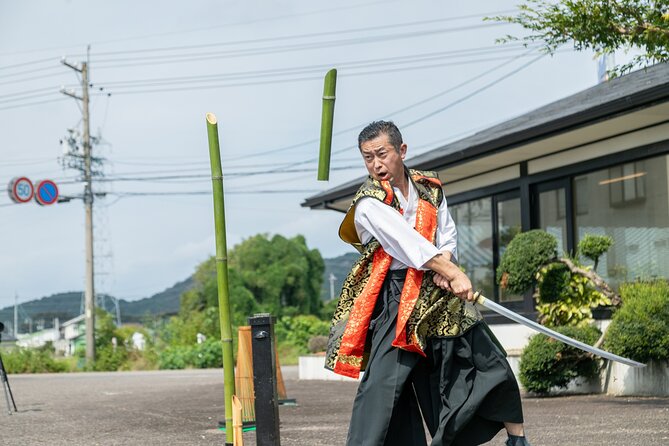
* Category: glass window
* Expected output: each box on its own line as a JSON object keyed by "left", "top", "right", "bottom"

{"left": 574, "top": 155, "right": 669, "bottom": 288}
{"left": 497, "top": 197, "right": 523, "bottom": 302}
{"left": 538, "top": 187, "right": 567, "bottom": 254}
{"left": 450, "top": 198, "right": 494, "bottom": 298}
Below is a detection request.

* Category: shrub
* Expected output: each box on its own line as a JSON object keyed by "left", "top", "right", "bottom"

{"left": 91, "top": 344, "right": 129, "bottom": 372}
{"left": 519, "top": 325, "right": 601, "bottom": 394}
{"left": 497, "top": 230, "right": 557, "bottom": 294}
{"left": 275, "top": 315, "right": 329, "bottom": 355}
{"left": 191, "top": 339, "right": 223, "bottom": 368}
{"left": 158, "top": 345, "right": 192, "bottom": 369}
{"left": 3, "top": 346, "right": 69, "bottom": 374}
{"left": 157, "top": 339, "right": 223, "bottom": 369}
{"left": 605, "top": 280, "right": 669, "bottom": 363}
{"left": 535, "top": 262, "right": 610, "bottom": 327}
{"left": 578, "top": 234, "right": 613, "bottom": 271}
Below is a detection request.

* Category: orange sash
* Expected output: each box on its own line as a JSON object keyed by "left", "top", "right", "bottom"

{"left": 333, "top": 179, "right": 439, "bottom": 378}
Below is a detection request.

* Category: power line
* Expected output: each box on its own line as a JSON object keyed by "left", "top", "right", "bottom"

{"left": 90, "top": 23, "right": 509, "bottom": 69}
{"left": 101, "top": 51, "right": 544, "bottom": 97}
{"left": 0, "top": 97, "right": 69, "bottom": 111}
{"left": 268, "top": 51, "right": 548, "bottom": 173}
{"left": 0, "top": 56, "right": 60, "bottom": 71}
{"left": 90, "top": 43, "right": 531, "bottom": 89}
{"left": 219, "top": 48, "right": 543, "bottom": 163}
{"left": 86, "top": 11, "right": 516, "bottom": 58}
{"left": 0, "top": 1, "right": 403, "bottom": 57}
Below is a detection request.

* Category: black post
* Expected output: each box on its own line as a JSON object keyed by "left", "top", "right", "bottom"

{"left": 249, "top": 313, "right": 280, "bottom": 446}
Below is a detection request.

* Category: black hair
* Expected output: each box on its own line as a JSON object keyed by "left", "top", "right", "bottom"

{"left": 357, "top": 120, "right": 403, "bottom": 153}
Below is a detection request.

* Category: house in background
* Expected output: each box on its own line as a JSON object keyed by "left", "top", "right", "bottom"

{"left": 303, "top": 63, "right": 669, "bottom": 350}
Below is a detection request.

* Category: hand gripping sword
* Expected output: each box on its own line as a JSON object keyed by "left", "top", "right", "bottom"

{"left": 474, "top": 293, "right": 646, "bottom": 368}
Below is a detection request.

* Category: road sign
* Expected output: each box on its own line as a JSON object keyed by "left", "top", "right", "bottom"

{"left": 34, "top": 180, "right": 59, "bottom": 206}
{"left": 8, "top": 177, "right": 34, "bottom": 203}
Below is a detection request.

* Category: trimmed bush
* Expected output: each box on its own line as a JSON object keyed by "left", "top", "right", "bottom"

{"left": 497, "top": 230, "right": 557, "bottom": 294}
{"left": 578, "top": 234, "right": 613, "bottom": 271}
{"left": 535, "top": 262, "right": 610, "bottom": 327}
{"left": 605, "top": 280, "right": 669, "bottom": 363}
{"left": 519, "top": 325, "right": 601, "bottom": 394}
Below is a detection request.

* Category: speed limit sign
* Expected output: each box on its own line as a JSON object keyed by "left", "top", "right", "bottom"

{"left": 8, "top": 176, "right": 34, "bottom": 203}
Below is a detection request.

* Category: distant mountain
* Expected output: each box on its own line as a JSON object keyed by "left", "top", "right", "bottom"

{"left": 0, "top": 277, "right": 194, "bottom": 332}
{"left": 119, "top": 276, "right": 193, "bottom": 322}
{"left": 1, "top": 254, "right": 355, "bottom": 333}
{"left": 321, "top": 252, "right": 360, "bottom": 300}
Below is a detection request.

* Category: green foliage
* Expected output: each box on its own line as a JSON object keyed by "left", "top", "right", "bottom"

{"left": 497, "top": 230, "right": 558, "bottom": 294}
{"left": 578, "top": 234, "right": 613, "bottom": 271}
{"left": 488, "top": 0, "right": 669, "bottom": 76}
{"left": 157, "top": 338, "right": 223, "bottom": 369}
{"left": 536, "top": 261, "right": 611, "bottom": 326}
{"left": 151, "top": 233, "right": 327, "bottom": 368}
{"left": 230, "top": 234, "right": 324, "bottom": 317}
{"left": 605, "top": 280, "right": 669, "bottom": 362}
{"left": 275, "top": 315, "right": 330, "bottom": 355}
{"left": 3, "top": 344, "right": 69, "bottom": 374}
{"left": 519, "top": 325, "right": 601, "bottom": 394}
{"left": 320, "top": 298, "right": 339, "bottom": 320}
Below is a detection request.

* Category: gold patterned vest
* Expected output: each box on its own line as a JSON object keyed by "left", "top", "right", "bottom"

{"left": 326, "top": 169, "right": 482, "bottom": 378}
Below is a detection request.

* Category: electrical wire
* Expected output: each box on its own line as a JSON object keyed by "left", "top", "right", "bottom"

{"left": 267, "top": 51, "right": 548, "bottom": 173}
{"left": 86, "top": 11, "right": 516, "bottom": 58}
{"left": 90, "top": 23, "right": 509, "bottom": 69}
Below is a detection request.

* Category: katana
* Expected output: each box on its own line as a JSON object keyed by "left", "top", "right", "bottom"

{"left": 475, "top": 293, "right": 646, "bottom": 368}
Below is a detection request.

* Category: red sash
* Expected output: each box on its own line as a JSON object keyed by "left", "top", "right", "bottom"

{"left": 333, "top": 178, "right": 439, "bottom": 378}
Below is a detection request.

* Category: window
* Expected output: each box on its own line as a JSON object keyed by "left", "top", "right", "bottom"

{"left": 450, "top": 198, "right": 494, "bottom": 299}
{"left": 574, "top": 155, "right": 669, "bottom": 288}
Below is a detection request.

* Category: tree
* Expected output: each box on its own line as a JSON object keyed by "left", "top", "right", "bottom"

{"left": 489, "top": 0, "right": 669, "bottom": 76}
{"left": 230, "top": 234, "right": 324, "bottom": 317}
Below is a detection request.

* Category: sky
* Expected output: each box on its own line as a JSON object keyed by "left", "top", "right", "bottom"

{"left": 0, "top": 0, "right": 632, "bottom": 308}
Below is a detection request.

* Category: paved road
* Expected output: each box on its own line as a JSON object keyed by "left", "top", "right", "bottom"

{"left": 1, "top": 367, "right": 667, "bottom": 445}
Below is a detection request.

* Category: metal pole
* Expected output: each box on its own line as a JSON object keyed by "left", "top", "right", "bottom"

{"left": 13, "top": 294, "right": 18, "bottom": 337}
{"left": 249, "top": 313, "right": 281, "bottom": 446}
{"left": 82, "top": 61, "right": 96, "bottom": 363}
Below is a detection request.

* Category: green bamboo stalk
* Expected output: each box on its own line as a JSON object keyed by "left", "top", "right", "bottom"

{"left": 206, "top": 112, "right": 236, "bottom": 445}
{"left": 317, "top": 68, "right": 337, "bottom": 181}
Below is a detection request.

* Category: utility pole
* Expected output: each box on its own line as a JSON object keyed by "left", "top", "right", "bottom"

{"left": 13, "top": 293, "right": 18, "bottom": 337}
{"left": 329, "top": 273, "right": 336, "bottom": 300}
{"left": 61, "top": 55, "right": 95, "bottom": 363}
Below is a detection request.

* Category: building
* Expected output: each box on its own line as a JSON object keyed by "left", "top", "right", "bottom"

{"left": 303, "top": 63, "right": 669, "bottom": 335}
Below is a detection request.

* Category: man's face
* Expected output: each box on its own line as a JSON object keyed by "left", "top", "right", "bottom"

{"left": 360, "top": 133, "right": 407, "bottom": 185}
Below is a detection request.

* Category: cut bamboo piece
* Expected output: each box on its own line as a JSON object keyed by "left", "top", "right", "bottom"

{"left": 232, "top": 395, "right": 244, "bottom": 446}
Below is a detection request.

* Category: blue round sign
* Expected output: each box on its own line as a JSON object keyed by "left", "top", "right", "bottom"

{"left": 35, "top": 180, "right": 59, "bottom": 206}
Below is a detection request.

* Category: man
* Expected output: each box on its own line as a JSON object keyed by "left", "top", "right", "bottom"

{"left": 325, "top": 121, "right": 531, "bottom": 446}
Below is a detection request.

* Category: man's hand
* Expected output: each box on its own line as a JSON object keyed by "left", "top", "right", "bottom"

{"left": 449, "top": 269, "right": 475, "bottom": 302}
{"left": 425, "top": 254, "right": 475, "bottom": 302}
{"left": 432, "top": 273, "right": 451, "bottom": 291}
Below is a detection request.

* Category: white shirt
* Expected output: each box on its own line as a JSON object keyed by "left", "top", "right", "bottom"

{"left": 354, "top": 180, "right": 458, "bottom": 270}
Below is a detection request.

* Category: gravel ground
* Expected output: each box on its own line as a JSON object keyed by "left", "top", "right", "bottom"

{"left": 1, "top": 367, "right": 667, "bottom": 445}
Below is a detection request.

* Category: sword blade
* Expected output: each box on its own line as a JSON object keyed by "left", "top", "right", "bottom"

{"left": 476, "top": 295, "right": 646, "bottom": 368}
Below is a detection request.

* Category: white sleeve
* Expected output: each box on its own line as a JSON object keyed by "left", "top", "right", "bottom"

{"left": 435, "top": 196, "right": 458, "bottom": 262}
{"left": 353, "top": 197, "right": 440, "bottom": 270}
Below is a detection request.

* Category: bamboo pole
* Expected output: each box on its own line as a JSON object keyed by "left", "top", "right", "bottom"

{"left": 206, "top": 112, "right": 236, "bottom": 445}
{"left": 317, "top": 69, "right": 337, "bottom": 181}
{"left": 232, "top": 395, "right": 244, "bottom": 446}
